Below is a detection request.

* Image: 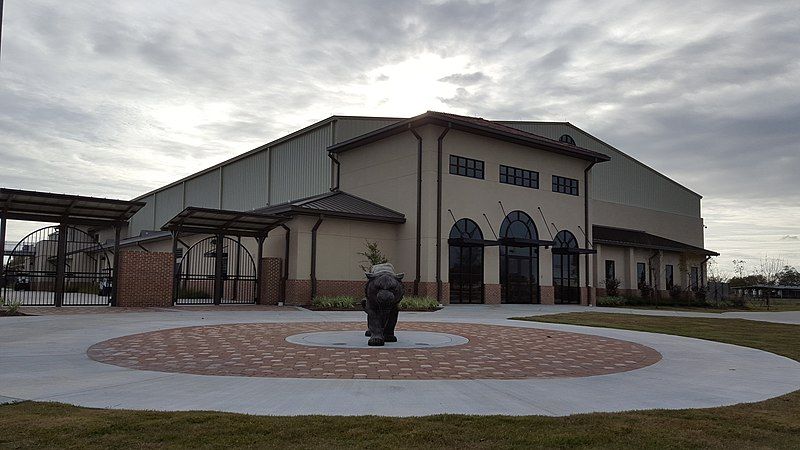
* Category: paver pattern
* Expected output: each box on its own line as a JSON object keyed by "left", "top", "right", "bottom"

{"left": 87, "top": 322, "right": 661, "bottom": 380}
{"left": 17, "top": 305, "right": 288, "bottom": 315}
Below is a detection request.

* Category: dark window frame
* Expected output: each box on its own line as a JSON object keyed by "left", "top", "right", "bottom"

{"left": 665, "top": 264, "right": 674, "bottom": 290}
{"left": 605, "top": 260, "right": 616, "bottom": 281}
{"left": 691, "top": 266, "right": 700, "bottom": 289}
{"left": 637, "top": 262, "right": 647, "bottom": 287}
{"left": 552, "top": 175, "right": 579, "bottom": 196}
{"left": 449, "top": 155, "right": 484, "bottom": 180}
{"left": 499, "top": 164, "right": 539, "bottom": 189}
{"left": 559, "top": 134, "right": 576, "bottom": 145}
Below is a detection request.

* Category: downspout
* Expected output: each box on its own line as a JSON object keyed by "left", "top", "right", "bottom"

{"left": 327, "top": 152, "right": 341, "bottom": 191}
{"left": 310, "top": 216, "right": 324, "bottom": 302}
{"left": 410, "top": 127, "right": 423, "bottom": 295}
{"left": 584, "top": 160, "right": 596, "bottom": 306}
{"left": 436, "top": 125, "right": 451, "bottom": 303}
{"left": 701, "top": 255, "right": 712, "bottom": 288}
{"left": 280, "top": 224, "right": 291, "bottom": 303}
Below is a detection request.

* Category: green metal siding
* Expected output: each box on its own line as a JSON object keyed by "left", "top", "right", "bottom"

{"left": 128, "top": 194, "right": 155, "bottom": 236}
{"left": 154, "top": 184, "right": 184, "bottom": 228}
{"left": 185, "top": 170, "right": 220, "bottom": 209}
{"left": 221, "top": 151, "right": 269, "bottom": 211}
{"left": 269, "top": 125, "right": 332, "bottom": 205}
{"left": 334, "top": 118, "right": 402, "bottom": 143}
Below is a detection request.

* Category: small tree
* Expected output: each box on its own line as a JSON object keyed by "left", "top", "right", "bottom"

{"left": 358, "top": 240, "right": 388, "bottom": 272}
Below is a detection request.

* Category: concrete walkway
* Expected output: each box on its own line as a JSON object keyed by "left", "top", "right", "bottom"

{"left": 1, "top": 305, "right": 799, "bottom": 416}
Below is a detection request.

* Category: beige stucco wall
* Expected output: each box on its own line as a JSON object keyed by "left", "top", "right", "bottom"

{"left": 439, "top": 128, "right": 592, "bottom": 288}
{"left": 595, "top": 243, "right": 708, "bottom": 292}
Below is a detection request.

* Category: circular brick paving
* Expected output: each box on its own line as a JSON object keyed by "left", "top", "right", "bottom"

{"left": 87, "top": 322, "right": 662, "bottom": 380}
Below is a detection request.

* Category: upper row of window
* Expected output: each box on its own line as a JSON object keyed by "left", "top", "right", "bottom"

{"left": 449, "top": 155, "right": 578, "bottom": 196}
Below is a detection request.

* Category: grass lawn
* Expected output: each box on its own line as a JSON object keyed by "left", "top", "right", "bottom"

{"left": 2, "top": 313, "right": 799, "bottom": 449}
{"left": 598, "top": 304, "right": 800, "bottom": 313}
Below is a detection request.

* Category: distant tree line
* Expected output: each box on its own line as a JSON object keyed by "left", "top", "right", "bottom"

{"left": 726, "top": 256, "right": 800, "bottom": 287}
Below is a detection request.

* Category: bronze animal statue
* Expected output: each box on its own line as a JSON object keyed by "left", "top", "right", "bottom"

{"left": 362, "top": 263, "right": 404, "bottom": 346}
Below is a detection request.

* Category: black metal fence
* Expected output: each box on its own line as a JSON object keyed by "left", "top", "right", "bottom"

{"left": 1, "top": 226, "right": 113, "bottom": 306}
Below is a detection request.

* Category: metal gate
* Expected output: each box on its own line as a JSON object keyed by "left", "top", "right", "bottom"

{"left": 175, "top": 236, "right": 257, "bottom": 305}
{"left": 1, "top": 226, "right": 113, "bottom": 306}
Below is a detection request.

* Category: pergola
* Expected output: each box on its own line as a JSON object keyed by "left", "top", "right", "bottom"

{"left": 0, "top": 188, "right": 145, "bottom": 306}
{"left": 161, "top": 207, "right": 289, "bottom": 305}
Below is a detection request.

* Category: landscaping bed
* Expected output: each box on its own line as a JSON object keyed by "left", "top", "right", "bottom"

{"left": 308, "top": 295, "right": 442, "bottom": 312}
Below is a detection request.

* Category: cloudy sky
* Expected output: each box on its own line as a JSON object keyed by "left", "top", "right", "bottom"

{"left": 1, "top": 0, "right": 798, "bottom": 275}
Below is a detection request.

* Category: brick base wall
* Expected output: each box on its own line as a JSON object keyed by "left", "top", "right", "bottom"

{"left": 484, "top": 284, "right": 501, "bottom": 304}
{"left": 317, "top": 280, "right": 366, "bottom": 299}
{"left": 285, "top": 279, "right": 312, "bottom": 306}
{"left": 116, "top": 251, "right": 173, "bottom": 307}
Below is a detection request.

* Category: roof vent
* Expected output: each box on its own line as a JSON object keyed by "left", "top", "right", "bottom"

{"left": 559, "top": 134, "right": 576, "bottom": 145}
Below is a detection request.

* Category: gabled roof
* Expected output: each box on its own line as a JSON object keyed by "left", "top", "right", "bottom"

{"left": 328, "top": 111, "right": 611, "bottom": 163}
{"left": 593, "top": 225, "right": 718, "bottom": 256}
{"left": 255, "top": 190, "right": 406, "bottom": 223}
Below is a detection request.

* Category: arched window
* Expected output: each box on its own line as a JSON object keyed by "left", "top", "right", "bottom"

{"left": 552, "top": 230, "right": 580, "bottom": 304}
{"left": 449, "top": 219, "right": 484, "bottom": 304}
{"left": 450, "top": 218, "right": 483, "bottom": 240}
{"left": 559, "top": 134, "right": 576, "bottom": 145}
{"left": 499, "top": 211, "right": 539, "bottom": 303}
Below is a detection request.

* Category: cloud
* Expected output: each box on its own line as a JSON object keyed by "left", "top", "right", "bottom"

{"left": 0, "top": 0, "right": 798, "bottom": 273}
{"left": 438, "top": 72, "right": 490, "bottom": 85}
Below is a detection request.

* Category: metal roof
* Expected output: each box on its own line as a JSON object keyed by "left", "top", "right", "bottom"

{"left": 0, "top": 188, "right": 145, "bottom": 226}
{"left": 256, "top": 190, "right": 406, "bottom": 223}
{"left": 328, "top": 111, "right": 611, "bottom": 163}
{"left": 161, "top": 207, "right": 290, "bottom": 237}
{"left": 593, "top": 225, "right": 718, "bottom": 256}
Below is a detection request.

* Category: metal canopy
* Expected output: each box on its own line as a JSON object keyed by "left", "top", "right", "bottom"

{"left": 0, "top": 188, "right": 145, "bottom": 226}
{"left": 551, "top": 247, "right": 597, "bottom": 255}
{"left": 161, "top": 207, "right": 289, "bottom": 237}
{"left": 497, "top": 237, "right": 556, "bottom": 248}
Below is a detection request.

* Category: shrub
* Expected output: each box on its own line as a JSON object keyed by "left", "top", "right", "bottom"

{"left": 693, "top": 286, "right": 707, "bottom": 302}
{"left": 596, "top": 296, "right": 626, "bottom": 307}
{"left": 639, "top": 284, "right": 654, "bottom": 300}
{"left": 0, "top": 299, "right": 22, "bottom": 316}
{"left": 399, "top": 296, "right": 440, "bottom": 311}
{"left": 605, "top": 278, "right": 621, "bottom": 297}
{"left": 669, "top": 285, "right": 684, "bottom": 301}
{"left": 312, "top": 296, "right": 358, "bottom": 310}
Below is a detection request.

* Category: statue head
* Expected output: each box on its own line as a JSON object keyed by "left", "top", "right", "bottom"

{"left": 365, "top": 263, "right": 405, "bottom": 308}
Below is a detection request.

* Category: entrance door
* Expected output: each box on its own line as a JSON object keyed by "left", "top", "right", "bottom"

{"left": 553, "top": 230, "right": 580, "bottom": 304}
{"left": 176, "top": 236, "right": 257, "bottom": 305}
{"left": 448, "top": 219, "right": 484, "bottom": 304}
{"left": 499, "top": 211, "right": 539, "bottom": 303}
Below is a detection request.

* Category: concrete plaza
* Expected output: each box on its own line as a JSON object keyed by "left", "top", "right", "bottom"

{"left": 1, "top": 305, "right": 799, "bottom": 416}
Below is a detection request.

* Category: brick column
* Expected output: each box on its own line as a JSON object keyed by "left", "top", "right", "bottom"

{"left": 116, "top": 251, "right": 174, "bottom": 307}
{"left": 260, "top": 257, "right": 283, "bottom": 305}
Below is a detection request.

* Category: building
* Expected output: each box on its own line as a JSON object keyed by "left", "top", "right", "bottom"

{"left": 95, "top": 111, "right": 717, "bottom": 306}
